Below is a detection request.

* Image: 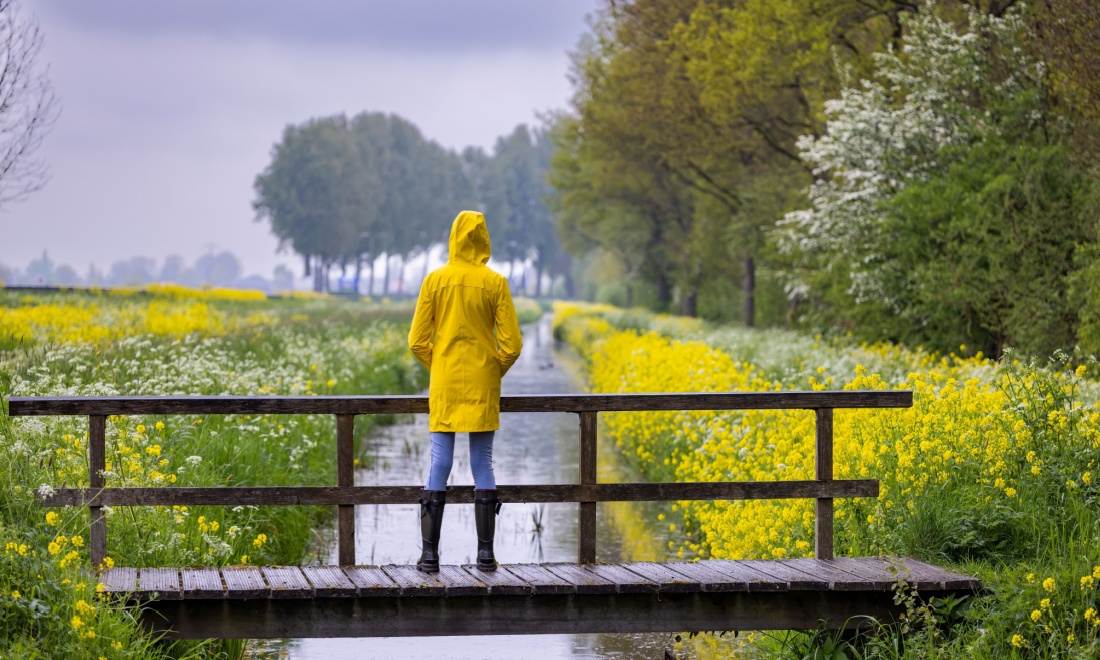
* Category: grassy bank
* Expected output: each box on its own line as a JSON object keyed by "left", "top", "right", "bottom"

{"left": 555, "top": 302, "right": 1100, "bottom": 658}
{"left": 0, "top": 287, "right": 430, "bottom": 658}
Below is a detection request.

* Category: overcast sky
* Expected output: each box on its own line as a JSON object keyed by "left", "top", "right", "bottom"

{"left": 2, "top": 0, "right": 597, "bottom": 281}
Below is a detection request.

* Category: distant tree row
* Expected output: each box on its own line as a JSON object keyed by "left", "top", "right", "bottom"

{"left": 0, "top": 250, "right": 291, "bottom": 291}
{"left": 253, "top": 113, "right": 564, "bottom": 295}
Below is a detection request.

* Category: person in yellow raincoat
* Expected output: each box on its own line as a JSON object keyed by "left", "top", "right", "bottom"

{"left": 408, "top": 210, "right": 522, "bottom": 572}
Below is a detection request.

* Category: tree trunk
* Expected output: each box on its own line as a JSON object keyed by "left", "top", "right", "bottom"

{"left": 655, "top": 272, "right": 672, "bottom": 309}
{"left": 353, "top": 258, "right": 362, "bottom": 295}
{"left": 366, "top": 255, "right": 375, "bottom": 296}
{"left": 742, "top": 256, "right": 755, "bottom": 328}
{"left": 533, "top": 260, "right": 543, "bottom": 297}
{"left": 382, "top": 253, "right": 391, "bottom": 296}
{"left": 786, "top": 294, "right": 800, "bottom": 330}
{"left": 683, "top": 288, "right": 697, "bottom": 317}
{"left": 303, "top": 253, "right": 311, "bottom": 278}
{"left": 398, "top": 257, "right": 406, "bottom": 296}
{"left": 625, "top": 282, "right": 633, "bottom": 308}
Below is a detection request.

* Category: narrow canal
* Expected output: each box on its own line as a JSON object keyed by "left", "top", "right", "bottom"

{"left": 290, "top": 315, "right": 678, "bottom": 659}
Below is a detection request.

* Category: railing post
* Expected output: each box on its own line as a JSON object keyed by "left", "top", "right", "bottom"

{"left": 578, "top": 411, "right": 597, "bottom": 564}
{"left": 815, "top": 408, "right": 834, "bottom": 560}
{"left": 336, "top": 415, "right": 356, "bottom": 566}
{"left": 88, "top": 415, "right": 106, "bottom": 569}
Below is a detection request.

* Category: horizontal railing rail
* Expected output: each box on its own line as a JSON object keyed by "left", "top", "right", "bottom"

{"left": 8, "top": 391, "right": 912, "bottom": 568}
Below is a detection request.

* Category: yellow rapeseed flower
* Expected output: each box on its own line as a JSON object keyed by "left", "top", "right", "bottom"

{"left": 45, "top": 511, "right": 59, "bottom": 526}
{"left": 71, "top": 535, "right": 83, "bottom": 547}
{"left": 11, "top": 590, "right": 20, "bottom": 599}
{"left": 1043, "top": 577, "right": 1056, "bottom": 592}
{"left": 1011, "top": 634, "right": 1025, "bottom": 648}
{"left": 1030, "top": 609, "right": 1042, "bottom": 622}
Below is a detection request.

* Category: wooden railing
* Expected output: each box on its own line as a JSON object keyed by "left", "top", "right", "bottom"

{"left": 8, "top": 391, "right": 912, "bottom": 568}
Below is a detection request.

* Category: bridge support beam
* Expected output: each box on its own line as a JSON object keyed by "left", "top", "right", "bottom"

{"left": 139, "top": 590, "right": 927, "bottom": 639}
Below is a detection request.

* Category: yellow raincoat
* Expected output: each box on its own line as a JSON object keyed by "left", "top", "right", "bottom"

{"left": 408, "top": 210, "right": 523, "bottom": 432}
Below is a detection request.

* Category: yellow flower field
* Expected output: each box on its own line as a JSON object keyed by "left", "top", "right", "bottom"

{"left": 555, "top": 301, "right": 1100, "bottom": 655}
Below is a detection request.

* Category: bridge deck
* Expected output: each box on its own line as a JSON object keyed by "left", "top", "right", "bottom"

{"left": 101, "top": 557, "right": 980, "bottom": 638}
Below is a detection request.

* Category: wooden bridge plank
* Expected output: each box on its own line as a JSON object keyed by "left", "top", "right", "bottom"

{"left": 543, "top": 563, "right": 618, "bottom": 595}
{"left": 181, "top": 568, "right": 224, "bottom": 599}
{"left": 221, "top": 567, "right": 268, "bottom": 599}
{"left": 581, "top": 564, "right": 659, "bottom": 594}
{"left": 138, "top": 568, "right": 181, "bottom": 600}
{"left": 823, "top": 558, "right": 896, "bottom": 590}
{"left": 620, "top": 562, "right": 700, "bottom": 594}
{"left": 500, "top": 563, "right": 575, "bottom": 595}
{"left": 343, "top": 566, "right": 401, "bottom": 597}
{"left": 891, "top": 558, "right": 982, "bottom": 591}
{"left": 100, "top": 567, "right": 137, "bottom": 595}
{"left": 382, "top": 565, "right": 445, "bottom": 597}
{"left": 658, "top": 561, "right": 750, "bottom": 592}
{"left": 702, "top": 560, "right": 789, "bottom": 592}
{"left": 460, "top": 564, "right": 532, "bottom": 595}
{"left": 301, "top": 566, "right": 357, "bottom": 598}
{"left": 770, "top": 559, "right": 876, "bottom": 590}
{"left": 725, "top": 560, "right": 830, "bottom": 591}
{"left": 7, "top": 390, "right": 913, "bottom": 417}
{"left": 261, "top": 566, "right": 314, "bottom": 599}
{"left": 435, "top": 566, "right": 490, "bottom": 597}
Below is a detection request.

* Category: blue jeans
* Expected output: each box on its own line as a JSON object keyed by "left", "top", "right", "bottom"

{"left": 426, "top": 431, "right": 496, "bottom": 491}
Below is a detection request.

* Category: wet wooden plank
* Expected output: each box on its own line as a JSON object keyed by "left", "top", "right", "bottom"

{"left": 138, "top": 568, "right": 181, "bottom": 600}
{"left": 704, "top": 560, "right": 788, "bottom": 592}
{"left": 99, "top": 567, "right": 137, "bottom": 595}
{"left": 543, "top": 563, "right": 618, "bottom": 595}
{"left": 344, "top": 566, "right": 401, "bottom": 597}
{"left": 261, "top": 566, "right": 314, "bottom": 598}
{"left": 500, "top": 563, "right": 575, "bottom": 595}
{"left": 582, "top": 564, "right": 659, "bottom": 594}
{"left": 824, "top": 558, "right": 896, "bottom": 590}
{"left": 381, "top": 565, "right": 445, "bottom": 597}
{"left": 619, "top": 562, "right": 699, "bottom": 594}
{"left": 893, "top": 557, "right": 981, "bottom": 591}
{"left": 734, "top": 558, "right": 827, "bottom": 589}
{"left": 659, "top": 561, "right": 749, "bottom": 592}
{"left": 8, "top": 390, "right": 913, "bottom": 417}
{"left": 181, "top": 567, "right": 224, "bottom": 599}
{"left": 221, "top": 567, "right": 268, "bottom": 599}
{"left": 461, "top": 564, "right": 533, "bottom": 596}
{"left": 435, "top": 566, "right": 490, "bottom": 597}
{"left": 772, "top": 559, "right": 876, "bottom": 590}
{"left": 301, "top": 566, "right": 357, "bottom": 598}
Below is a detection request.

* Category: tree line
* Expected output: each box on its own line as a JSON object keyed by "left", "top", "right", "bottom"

{"left": 253, "top": 114, "right": 565, "bottom": 296}
{"left": 548, "top": 0, "right": 1100, "bottom": 358}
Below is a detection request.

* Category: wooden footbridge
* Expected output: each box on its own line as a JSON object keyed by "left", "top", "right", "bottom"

{"left": 8, "top": 391, "right": 980, "bottom": 639}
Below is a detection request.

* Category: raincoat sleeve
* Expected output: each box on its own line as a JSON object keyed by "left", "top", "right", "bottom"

{"left": 494, "top": 280, "right": 523, "bottom": 377}
{"left": 408, "top": 281, "right": 434, "bottom": 370}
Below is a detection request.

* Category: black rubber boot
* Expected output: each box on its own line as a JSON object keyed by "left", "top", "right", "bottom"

{"left": 474, "top": 489, "right": 502, "bottom": 571}
{"left": 416, "top": 490, "right": 446, "bottom": 573}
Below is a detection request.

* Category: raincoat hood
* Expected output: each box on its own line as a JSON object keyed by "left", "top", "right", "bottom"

{"left": 448, "top": 210, "right": 491, "bottom": 266}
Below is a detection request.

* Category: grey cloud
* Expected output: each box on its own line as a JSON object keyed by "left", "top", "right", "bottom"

{"left": 39, "top": 0, "right": 595, "bottom": 53}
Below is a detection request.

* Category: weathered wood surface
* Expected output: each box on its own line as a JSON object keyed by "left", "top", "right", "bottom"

{"left": 577, "top": 410, "right": 598, "bottom": 563}
{"left": 88, "top": 415, "right": 107, "bottom": 568}
{"left": 7, "top": 390, "right": 913, "bottom": 416}
{"left": 815, "top": 408, "right": 835, "bottom": 560}
{"left": 115, "top": 557, "right": 978, "bottom": 639}
{"left": 39, "top": 479, "right": 879, "bottom": 507}
{"left": 335, "top": 414, "right": 355, "bottom": 566}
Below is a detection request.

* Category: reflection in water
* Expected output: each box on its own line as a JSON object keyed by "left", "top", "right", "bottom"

{"left": 291, "top": 316, "right": 694, "bottom": 659}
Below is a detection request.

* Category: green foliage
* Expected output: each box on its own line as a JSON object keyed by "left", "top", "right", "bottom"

{"left": 872, "top": 139, "right": 1099, "bottom": 357}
